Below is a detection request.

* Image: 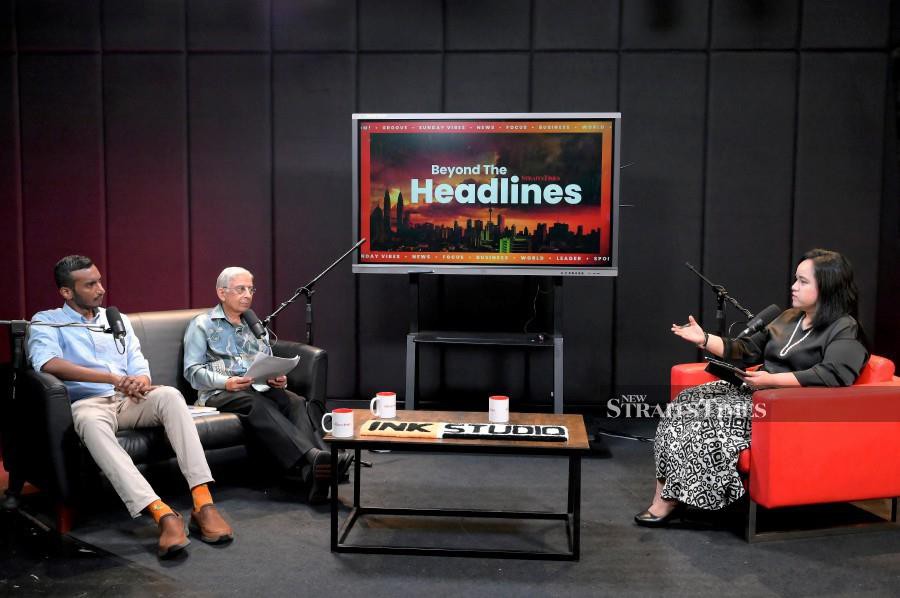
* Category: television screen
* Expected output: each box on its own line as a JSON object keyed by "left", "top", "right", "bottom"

{"left": 352, "top": 113, "right": 620, "bottom": 276}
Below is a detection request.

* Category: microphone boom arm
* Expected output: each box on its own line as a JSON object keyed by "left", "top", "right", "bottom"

{"left": 684, "top": 262, "right": 754, "bottom": 337}
{"left": 264, "top": 238, "right": 366, "bottom": 345}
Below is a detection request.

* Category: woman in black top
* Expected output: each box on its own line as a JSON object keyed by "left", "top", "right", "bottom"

{"left": 634, "top": 249, "right": 869, "bottom": 526}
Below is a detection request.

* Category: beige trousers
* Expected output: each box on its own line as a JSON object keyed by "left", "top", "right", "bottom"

{"left": 71, "top": 386, "right": 214, "bottom": 517}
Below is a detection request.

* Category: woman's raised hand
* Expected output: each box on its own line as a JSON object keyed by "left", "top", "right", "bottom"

{"left": 671, "top": 315, "right": 706, "bottom": 346}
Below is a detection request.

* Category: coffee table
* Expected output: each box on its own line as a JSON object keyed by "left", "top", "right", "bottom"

{"left": 324, "top": 409, "right": 590, "bottom": 560}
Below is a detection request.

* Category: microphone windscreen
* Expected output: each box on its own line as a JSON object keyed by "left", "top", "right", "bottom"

{"left": 241, "top": 309, "right": 267, "bottom": 339}
{"left": 242, "top": 308, "right": 260, "bottom": 327}
{"left": 754, "top": 304, "right": 782, "bottom": 327}
{"left": 105, "top": 306, "right": 127, "bottom": 338}
{"left": 738, "top": 304, "right": 782, "bottom": 338}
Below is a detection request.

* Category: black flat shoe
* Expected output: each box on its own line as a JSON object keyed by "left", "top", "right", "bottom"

{"left": 634, "top": 503, "right": 685, "bottom": 527}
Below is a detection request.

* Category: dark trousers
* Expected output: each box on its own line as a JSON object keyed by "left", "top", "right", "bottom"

{"left": 206, "top": 388, "right": 326, "bottom": 471}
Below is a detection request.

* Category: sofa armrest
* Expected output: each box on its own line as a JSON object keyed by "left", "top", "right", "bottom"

{"left": 670, "top": 362, "right": 762, "bottom": 401}
{"left": 749, "top": 383, "right": 900, "bottom": 508}
{"left": 670, "top": 363, "right": 717, "bottom": 401}
{"left": 272, "top": 340, "right": 328, "bottom": 407}
{"left": 18, "top": 370, "right": 80, "bottom": 501}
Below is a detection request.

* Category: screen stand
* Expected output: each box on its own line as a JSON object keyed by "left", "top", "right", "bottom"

{"left": 554, "top": 278, "right": 610, "bottom": 456}
{"left": 405, "top": 274, "right": 564, "bottom": 414}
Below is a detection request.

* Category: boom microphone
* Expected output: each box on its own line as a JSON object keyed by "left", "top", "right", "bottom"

{"left": 105, "top": 307, "right": 127, "bottom": 340}
{"left": 737, "top": 304, "right": 781, "bottom": 338}
{"left": 241, "top": 309, "right": 267, "bottom": 340}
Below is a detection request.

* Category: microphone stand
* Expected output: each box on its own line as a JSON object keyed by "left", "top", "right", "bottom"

{"left": 1, "top": 320, "right": 29, "bottom": 508}
{"left": 264, "top": 239, "right": 371, "bottom": 471}
{"left": 684, "top": 263, "right": 753, "bottom": 337}
{"left": 0, "top": 319, "right": 113, "bottom": 508}
{"left": 1, "top": 320, "right": 113, "bottom": 371}
{"left": 265, "top": 238, "right": 365, "bottom": 346}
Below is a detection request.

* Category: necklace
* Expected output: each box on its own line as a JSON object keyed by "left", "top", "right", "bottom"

{"left": 778, "top": 316, "right": 812, "bottom": 357}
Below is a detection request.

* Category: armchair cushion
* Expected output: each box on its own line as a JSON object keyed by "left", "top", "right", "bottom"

{"left": 750, "top": 384, "right": 900, "bottom": 507}
{"left": 670, "top": 362, "right": 760, "bottom": 400}
{"left": 670, "top": 363, "right": 717, "bottom": 401}
{"left": 129, "top": 308, "right": 206, "bottom": 400}
{"left": 116, "top": 413, "right": 245, "bottom": 462}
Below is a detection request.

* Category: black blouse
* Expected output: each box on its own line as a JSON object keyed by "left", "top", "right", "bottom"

{"left": 722, "top": 308, "right": 868, "bottom": 387}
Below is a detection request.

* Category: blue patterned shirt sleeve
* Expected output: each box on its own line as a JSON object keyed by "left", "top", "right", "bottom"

{"left": 183, "top": 304, "right": 273, "bottom": 405}
{"left": 183, "top": 313, "right": 230, "bottom": 395}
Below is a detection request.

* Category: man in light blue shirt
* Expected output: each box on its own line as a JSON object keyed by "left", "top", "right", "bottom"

{"left": 29, "top": 300, "right": 151, "bottom": 403}
{"left": 28, "top": 255, "right": 233, "bottom": 558}
{"left": 183, "top": 266, "right": 333, "bottom": 503}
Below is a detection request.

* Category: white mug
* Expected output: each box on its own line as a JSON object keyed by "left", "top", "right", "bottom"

{"left": 370, "top": 391, "right": 397, "bottom": 419}
{"left": 489, "top": 395, "right": 510, "bottom": 423}
{"left": 322, "top": 408, "right": 355, "bottom": 438}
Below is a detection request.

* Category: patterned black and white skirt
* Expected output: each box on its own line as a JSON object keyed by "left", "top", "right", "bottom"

{"left": 654, "top": 380, "right": 754, "bottom": 510}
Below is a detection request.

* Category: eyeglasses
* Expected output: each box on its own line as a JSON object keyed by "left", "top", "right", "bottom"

{"left": 222, "top": 285, "right": 257, "bottom": 295}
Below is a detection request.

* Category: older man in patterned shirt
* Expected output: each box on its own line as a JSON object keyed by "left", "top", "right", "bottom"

{"left": 183, "top": 267, "right": 333, "bottom": 503}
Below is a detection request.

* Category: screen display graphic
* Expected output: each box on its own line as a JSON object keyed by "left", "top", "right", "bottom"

{"left": 353, "top": 114, "right": 620, "bottom": 276}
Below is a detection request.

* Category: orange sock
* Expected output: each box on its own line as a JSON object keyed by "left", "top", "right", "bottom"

{"left": 191, "top": 484, "right": 213, "bottom": 511}
{"left": 146, "top": 500, "right": 174, "bottom": 523}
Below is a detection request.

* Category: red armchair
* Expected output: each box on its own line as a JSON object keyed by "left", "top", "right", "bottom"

{"left": 670, "top": 355, "right": 900, "bottom": 541}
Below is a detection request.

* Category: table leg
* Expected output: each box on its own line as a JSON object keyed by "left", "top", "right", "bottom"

{"left": 569, "top": 455, "right": 581, "bottom": 560}
{"left": 330, "top": 448, "right": 339, "bottom": 551}
{"left": 353, "top": 448, "right": 362, "bottom": 507}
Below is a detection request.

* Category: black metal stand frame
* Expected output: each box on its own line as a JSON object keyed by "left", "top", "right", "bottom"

{"left": 328, "top": 440, "right": 582, "bottom": 560}
{"left": 404, "top": 274, "right": 565, "bottom": 413}
{"left": 2, "top": 320, "right": 28, "bottom": 508}
{"left": 746, "top": 497, "right": 899, "bottom": 543}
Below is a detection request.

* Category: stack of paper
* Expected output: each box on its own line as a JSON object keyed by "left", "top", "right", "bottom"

{"left": 188, "top": 405, "right": 219, "bottom": 418}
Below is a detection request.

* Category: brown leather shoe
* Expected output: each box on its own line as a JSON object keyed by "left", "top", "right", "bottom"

{"left": 158, "top": 512, "right": 190, "bottom": 558}
{"left": 189, "top": 504, "right": 234, "bottom": 544}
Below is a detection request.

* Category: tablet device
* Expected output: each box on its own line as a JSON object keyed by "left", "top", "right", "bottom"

{"left": 704, "top": 357, "right": 747, "bottom": 387}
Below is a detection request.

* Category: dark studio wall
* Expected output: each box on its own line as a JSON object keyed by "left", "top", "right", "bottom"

{"left": 1, "top": 0, "right": 897, "bottom": 408}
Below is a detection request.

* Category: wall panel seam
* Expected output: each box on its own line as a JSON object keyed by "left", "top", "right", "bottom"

{"left": 699, "top": 0, "right": 713, "bottom": 331}
{"left": 184, "top": 0, "right": 193, "bottom": 306}
{"left": 269, "top": 0, "right": 276, "bottom": 319}
{"left": 13, "top": 4, "right": 25, "bottom": 315}
{"left": 99, "top": 0, "right": 109, "bottom": 301}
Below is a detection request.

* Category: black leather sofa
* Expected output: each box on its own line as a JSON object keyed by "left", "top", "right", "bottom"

{"left": 6, "top": 308, "right": 327, "bottom": 531}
